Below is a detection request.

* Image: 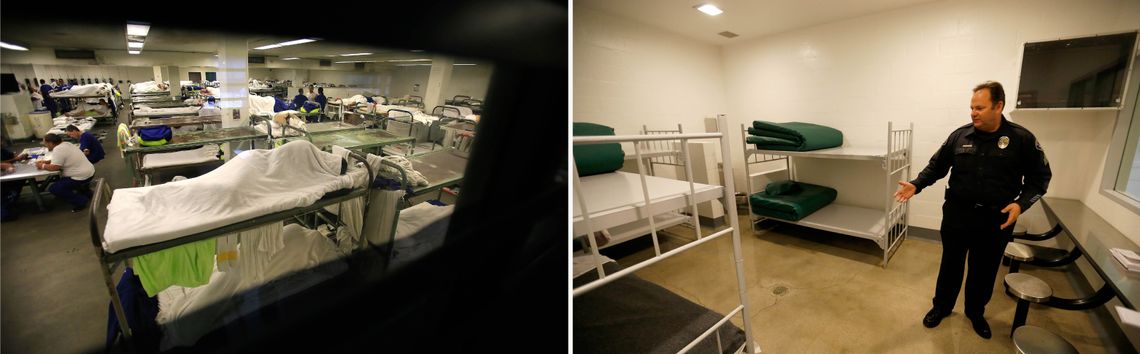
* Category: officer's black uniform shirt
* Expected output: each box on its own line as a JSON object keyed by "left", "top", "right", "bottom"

{"left": 910, "top": 115, "right": 1052, "bottom": 212}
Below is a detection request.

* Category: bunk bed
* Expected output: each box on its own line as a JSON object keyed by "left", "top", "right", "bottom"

{"left": 306, "top": 129, "right": 414, "bottom": 155}
{"left": 129, "top": 116, "right": 222, "bottom": 135}
{"left": 573, "top": 115, "right": 757, "bottom": 354}
{"left": 121, "top": 125, "right": 270, "bottom": 186}
{"left": 741, "top": 122, "right": 912, "bottom": 267}
{"left": 91, "top": 141, "right": 377, "bottom": 350}
{"left": 379, "top": 109, "right": 448, "bottom": 157}
{"left": 51, "top": 83, "right": 119, "bottom": 123}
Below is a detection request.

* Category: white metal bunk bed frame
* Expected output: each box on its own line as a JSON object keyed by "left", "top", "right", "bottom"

{"left": 53, "top": 93, "right": 118, "bottom": 123}
{"left": 573, "top": 115, "right": 758, "bottom": 354}
{"left": 740, "top": 122, "right": 913, "bottom": 267}
{"left": 90, "top": 151, "right": 376, "bottom": 345}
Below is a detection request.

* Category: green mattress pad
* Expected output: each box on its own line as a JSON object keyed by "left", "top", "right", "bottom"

{"left": 749, "top": 182, "right": 837, "bottom": 221}
{"left": 748, "top": 121, "right": 843, "bottom": 151}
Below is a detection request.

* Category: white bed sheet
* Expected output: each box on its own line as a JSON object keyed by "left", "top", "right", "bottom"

{"left": 46, "top": 116, "right": 97, "bottom": 136}
{"left": 248, "top": 94, "right": 276, "bottom": 116}
{"left": 141, "top": 144, "right": 220, "bottom": 170}
{"left": 251, "top": 114, "right": 307, "bottom": 137}
{"left": 133, "top": 106, "right": 200, "bottom": 117}
{"left": 52, "top": 83, "right": 113, "bottom": 97}
{"left": 103, "top": 140, "right": 356, "bottom": 253}
{"left": 572, "top": 171, "right": 724, "bottom": 235}
{"left": 156, "top": 223, "right": 347, "bottom": 350}
{"left": 131, "top": 81, "right": 166, "bottom": 93}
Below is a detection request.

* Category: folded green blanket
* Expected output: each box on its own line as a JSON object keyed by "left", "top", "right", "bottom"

{"left": 749, "top": 182, "right": 837, "bottom": 221}
{"left": 573, "top": 122, "right": 625, "bottom": 177}
{"left": 748, "top": 121, "right": 843, "bottom": 151}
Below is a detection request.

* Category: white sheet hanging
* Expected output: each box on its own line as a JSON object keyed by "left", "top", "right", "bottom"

{"left": 247, "top": 94, "right": 276, "bottom": 116}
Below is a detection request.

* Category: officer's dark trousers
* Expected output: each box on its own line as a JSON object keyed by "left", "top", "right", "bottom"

{"left": 932, "top": 199, "right": 1015, "bottom": 318}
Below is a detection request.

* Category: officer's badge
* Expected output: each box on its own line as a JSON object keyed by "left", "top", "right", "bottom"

{"left": 998, "top": 136, "right": 1009, "bottom": 149}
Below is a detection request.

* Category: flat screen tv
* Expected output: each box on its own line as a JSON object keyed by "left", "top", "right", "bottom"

{"left": 0, "top": 73, "right": 19, "bottom": 94}
{"left": 1016, "top": 31, "right": 1137, "bottom": 109}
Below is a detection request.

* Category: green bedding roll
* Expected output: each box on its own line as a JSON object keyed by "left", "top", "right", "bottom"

{"left": 749, "top": 181, "right": 837, "bottom": 221}
{"left": 573, "top": 122, "right": 625, "bottom": 177}
{"left": 748, "top": 121, "right": 843, "bottom": 151}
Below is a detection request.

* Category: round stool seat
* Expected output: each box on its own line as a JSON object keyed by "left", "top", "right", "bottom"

{"left": 1012, "top": 325, "right": 1079, "bottom": 354}
{"left": 1005, "top": 273, "right": 1052, "bottom": 303}
{"left": 1006, "top": 242, "right": 1035, "bottom": 262}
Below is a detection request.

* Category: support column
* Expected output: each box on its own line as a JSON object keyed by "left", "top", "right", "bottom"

{"left": 423, "top": 56, "right": 454, "bottom": 110}
{"left": 166, "top": 66, "right": 180, "bottom": 99}
{"left": 152, "top": 66, "right": 164, "bottom": 83}
{"left": 217, "top": 37, "right": 249, "bottom": 129}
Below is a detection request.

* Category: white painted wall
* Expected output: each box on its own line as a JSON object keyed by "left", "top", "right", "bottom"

{"left": 573, "top": 6, "right": 727, "bottom": 139}
{"left": 720, "top": 0, "right": 1140, "bottom": 239}
{"left": 442, "top": 64, "right": 492, "bottom": 101}
{"left": 390, "top": 66, "right": 430, "bottom": 98}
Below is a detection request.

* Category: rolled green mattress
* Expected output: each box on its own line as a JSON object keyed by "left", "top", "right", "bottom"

{"left": 748, "top": 121, "right": 842, "bottom": 151}
{"left": 573, "top": 122, "right": 625, "bottom": 177}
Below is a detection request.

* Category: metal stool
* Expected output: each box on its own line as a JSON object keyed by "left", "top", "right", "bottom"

{"left": 1005, "top": 273, "right": 1053, "bottom": 334}
{"left": 1012, "top": 325, "right": 1079, "bottom": 354}
{"left": 1006, "top": 242, "right": 1034, "bottom": 273}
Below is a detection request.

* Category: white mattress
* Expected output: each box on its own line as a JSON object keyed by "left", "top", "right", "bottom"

{"left": 133, "top": 106, "right": 201, "bottom": 117}
{"left": 46, "top": 116, "right": 97, "bottom": 136}
{"left": 141, "top": 145, "right": 220, "bottom": 170}
{"left": 572, "top": 171, "right": 723, "bottom": 236}
{"left": 102, "top": 140, "right": 356, "bottom": 253}
{"left": 252, "top": 115, "right": 307, "bottom": 137}
{"left": 52, "top": 83, "right": 113, "bottom": 97}
{"left": 156, "top": 223, "right": 347, "bottom": 350}
{"left": 131, "top": 81, "right": 166, "bottom": 93}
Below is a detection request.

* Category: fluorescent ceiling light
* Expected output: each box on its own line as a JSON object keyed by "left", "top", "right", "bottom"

{"left": 696, "top": 4, "right": 723, "bottom": 16}
{"left": 127, "top": 42, "right": 144, "bottom": 49}
{"left": 395, "top": 64, "right": 432, "bottom": 67}
{"left": 0, "top": 41, "right": 29, "bottom": 51}
{"left": 334, "top": 60, "right": 380, "bottom": 64}
{"left": 126, "top": 23, "right": 150, "bottom": 36}
{"left": 339, "top": 52, "right": 372, "bottom": 57}
{"left": 128, "top": 50, "right": 141, "bottom": 55}
{"left": 453, "top": 63, "right": 476, "bottom": 66}
{"left": 386, "top": 58, "right": 431, "bottom": 62}
{"left": 282, "top": 57, "right": 300, "bottom": 60}
{"left": 410, "top": 49, "right": 424, "bottom": 52}
{"left": 253, "top": 38, "right": 316, "bottom": 50}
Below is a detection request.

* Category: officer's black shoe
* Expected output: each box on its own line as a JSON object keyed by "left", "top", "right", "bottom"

{"left": 968, "top": 316, "right": 991, "bottom": 339}
{"left": 923, "top": 307, "right": 950, "bottom": 328}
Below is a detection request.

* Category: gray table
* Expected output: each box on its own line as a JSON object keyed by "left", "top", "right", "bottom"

{"left": 0, "top": 163, "right": 61, "bottom": 211}
{"left": 1041, "top": 197, "right": 1138, "bottom": 309}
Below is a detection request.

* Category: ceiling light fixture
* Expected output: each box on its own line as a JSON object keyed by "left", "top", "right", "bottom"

{"left": 282, "top": 57, "right": 300, "bottom": 60}
{"left": 695, "top": 4, "right": 723, "bottom": 16}
{"left": 253, "top": 38, "right": 317, "bottom": 50}
{"left": 126, "top": 22, "right": 151, "bottom": 36}
{"left": 410, "top": 49, "right": 424, "bottom": 52}
{"left": 334, "top": 60, "right": 381, "bottom": 64}
{"left": 339, "top": 52, "right": 372, "bottom": 57}
{"left": 453, "top": 63, "right": 476, "bottom": 66}
{"left": 0, "top": 41, "right": 29, "bottom": 51}
{"left": 395, "top": 63, "right": 432, "bottom": 67}
{"left": 127, "top": 42, "right": 144, "bottom": 49}
{"left": 386, "top": 58, "right": 431, "bottom": 62}
{"left": 128, "top": 50, "right": 141, "bottom": 55}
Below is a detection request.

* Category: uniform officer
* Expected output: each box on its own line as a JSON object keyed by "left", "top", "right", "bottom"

{"left": 894, "top": 81, "right": 1052, "bottom": 339}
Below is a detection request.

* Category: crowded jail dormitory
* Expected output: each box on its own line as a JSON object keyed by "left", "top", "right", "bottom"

{"left": 0, "top": 4, "right": 567, "bottom": 353}
{"left": 573, "top": 0, "right": 1140, "bottom": 353}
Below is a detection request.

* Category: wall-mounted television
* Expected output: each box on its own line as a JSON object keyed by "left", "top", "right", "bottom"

{"left": 1015, "top": 31, "right": 1137, "bottom": 109}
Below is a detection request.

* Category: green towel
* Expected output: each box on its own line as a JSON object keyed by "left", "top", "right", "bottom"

{"left": 573, "top": 122, "right": 625, "bottom": 177}
{"left": 133, "top": 239, "right": 216, "bottom": 297}
{"left": 748, "top": 121, "right": 843, "bottom": 151}
{"left": 749, "top": 182, "right": 837, "bottom": 221}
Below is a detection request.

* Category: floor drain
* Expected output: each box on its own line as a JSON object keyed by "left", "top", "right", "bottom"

{"left": 772, "top": 285, "right": 788, "bottom": 295}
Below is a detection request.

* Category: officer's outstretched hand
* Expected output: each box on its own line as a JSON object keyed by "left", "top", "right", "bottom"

{"left": 894, "top": 181, "right": 916, "bottom": 202}
{"left": 1000, "top": 203, "right": 1021, "bottom": 230}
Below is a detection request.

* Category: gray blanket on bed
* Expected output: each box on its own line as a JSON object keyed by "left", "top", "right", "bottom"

{"left": 573, "top": 262, "right": 747, "bottom": 354}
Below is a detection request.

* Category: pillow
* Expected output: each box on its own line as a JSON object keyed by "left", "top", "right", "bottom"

{"left": 573, "top": 122, "right": 625, "bottom": 177}
{"left": 764, "top": 180, "right": 801, "bottom": 196}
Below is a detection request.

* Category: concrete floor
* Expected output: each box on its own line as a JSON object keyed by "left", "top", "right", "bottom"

{"left": 2, "top": 109, "right": 135, "bottom": 354}
{"left": 600, "top": 211, "right": 1138, "bottom": 353}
